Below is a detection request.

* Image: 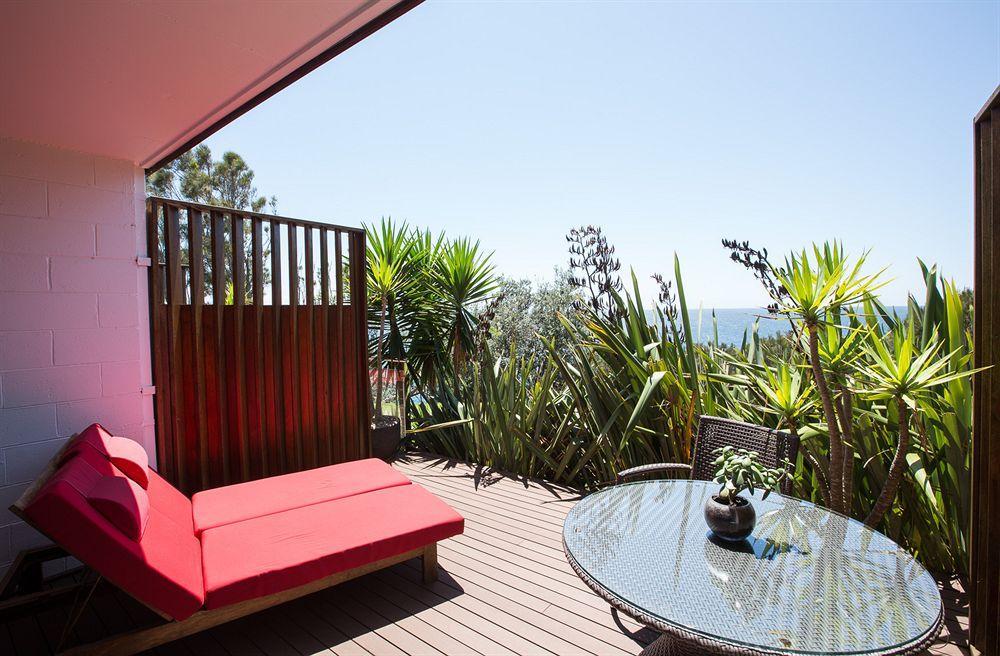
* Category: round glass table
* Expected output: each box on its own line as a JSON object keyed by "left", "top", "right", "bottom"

{"left": 562, "top": 480, "right": 943, "bottom": 656}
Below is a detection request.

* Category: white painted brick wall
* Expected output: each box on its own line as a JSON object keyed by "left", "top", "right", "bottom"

{"left": 0, "top": 137, "right": 152, "bottom": 577}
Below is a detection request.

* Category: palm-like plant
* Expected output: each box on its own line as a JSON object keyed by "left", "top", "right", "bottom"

{"left": 366, "top": 218, "right": 420, "bottom": 416}
{"left": 854, "top": 325, "right": 979, "bottom": 527}
{"left": 432, "top": 237, "right": 499, "bottom": 375}
{"left": 731, "top": 359, "right": 824, "bottom": 502}
{"left": 773, "top": 243, "right": 885, "bottom": 513}
{"left": 365, "top": 221, "right": 500, "bottom": 418}
{"left": 751, "top": 362, "right": 816, "bottom": 435}
{"left": 811, "top": 319, "right": 869, "bottom": 511}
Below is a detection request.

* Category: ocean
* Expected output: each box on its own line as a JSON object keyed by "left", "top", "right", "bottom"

{"left": 669, "top": 307, "right": 910, "bottom": 346}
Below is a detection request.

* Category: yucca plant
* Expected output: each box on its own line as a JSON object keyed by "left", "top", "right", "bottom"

{"left": 365, "top": 220, "right": 500, "bottom": 407}
{"left": 366, "top": 218, "right": 420, "bottom": 416}
{"left": 432, "top": 237, "right": 499, "bottom": 375}
{"left": 853, "top": 324, "right": 979, "bottom": 527}
{"left": 772, "top": 243, "right": 885, "bottom": 514}
{"left": 745, "top": 362, "right": 817, "bottom": 435}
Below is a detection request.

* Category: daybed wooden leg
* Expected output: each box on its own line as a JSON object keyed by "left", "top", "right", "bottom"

{"left": 57, "top": 571, "right": 102, "bottom": 653}
{"left": 422, "top": 544, "right": 438, "bottom": 583}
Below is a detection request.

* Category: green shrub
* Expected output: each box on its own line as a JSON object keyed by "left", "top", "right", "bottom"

{"left": 399, "top": 238, "right": 978, "bottom": 576}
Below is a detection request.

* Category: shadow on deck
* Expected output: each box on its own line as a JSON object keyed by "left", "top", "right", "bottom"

{"left": 0, "top": 452, "right": 970, "bottom": 655}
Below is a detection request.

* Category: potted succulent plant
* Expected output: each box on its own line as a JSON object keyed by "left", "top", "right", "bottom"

{"left": 704, "top": 446, "right": 789, "bottom": 542}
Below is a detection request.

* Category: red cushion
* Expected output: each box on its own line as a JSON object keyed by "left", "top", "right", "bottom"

{"left": 146, "top": 468, "right": 195, "bottom": 534}
{"left": 67, "top": 424, "right": 150, "bottom": 489}
{"left": 68, "top": 441, "right": 193, "bottom": 534}
{"left": 24, "top": 457, "right": 204, "bottom": 620}
{"left": 191, "top": 458, "right": 410, "bottom": 535}
{"left": 200, "top": 483, "right": 464, "bottom": 609}
{"left": 102, "top": 436, "right": 150, "bottom": 488}
{"left": 87, "top": 475, "right": 150, "bottom": 541}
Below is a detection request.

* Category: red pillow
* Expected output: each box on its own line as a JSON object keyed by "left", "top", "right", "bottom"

{"left": 68, "top": 425, "right": 150, "bottom": 489}
{"left": 88, "top": 475, "right": 150, "bottom": 541}
{"left": 102, "top": 436, "right": 150, "bottom": 489}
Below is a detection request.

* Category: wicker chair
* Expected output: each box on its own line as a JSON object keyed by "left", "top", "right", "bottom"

{"left": 615, "top": 415, "right": 799, "bottom": 495}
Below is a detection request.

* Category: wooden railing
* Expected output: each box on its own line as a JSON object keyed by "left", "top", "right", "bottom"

{"left": 146, "top": 197, "right": 370, "bottom": 494}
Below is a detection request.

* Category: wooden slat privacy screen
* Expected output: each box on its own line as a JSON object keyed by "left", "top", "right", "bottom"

{"left": 146, "top": 198, "right": 370, "bottom": 495}
{"left": 972, "top": 87, "right": 1000, "bottom": 656}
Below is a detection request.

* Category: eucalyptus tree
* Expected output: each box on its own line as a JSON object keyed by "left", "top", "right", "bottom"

{"left": 145, "top": 144, "right": 277, "bottom": 302}
{"left": 147, "top": 145, "right": 276, "bottom": 213}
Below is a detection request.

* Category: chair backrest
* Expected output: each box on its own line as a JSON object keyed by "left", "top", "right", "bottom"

{"left": 691, "top": 416, "right": 799, "bottom": 495}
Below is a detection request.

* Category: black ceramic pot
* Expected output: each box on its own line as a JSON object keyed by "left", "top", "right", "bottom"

{"left": 371, "top": 415, "right": 402, "bottom": 461}
{"left": 704, "top": 494, "right": 756, "bottom": 541}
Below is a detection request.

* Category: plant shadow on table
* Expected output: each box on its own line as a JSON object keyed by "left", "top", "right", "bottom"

{"left": 629, "top": 511, "right": 813, "bottom": 655}
{"left": 705, "top": 532, "right": 809, "bottom": 560}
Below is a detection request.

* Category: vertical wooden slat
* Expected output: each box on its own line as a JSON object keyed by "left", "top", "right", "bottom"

{"left": 146, "top": 201, "right": 172, "bottom": 481}
{"left": 972, "top": 90, "right": 1000, "bottom": 656}
{"left": 165, "top": 204, "right": 187, "bottom": 490}
{"left": 189, "top": 209, "right": 209, "bottom": 493}
{"left": 147, "top": 198, "right": 368, "bottom": 493}
{"left": 360, "top": 230, "right": 371, "bottom": 459}
{"left": 211, "top": 211, "right": 230, "bottom": 485}
{"left": 349, "top": 230, "right": 371, "bottom": 459}
{"left": 972, "top": 109, "right": 985, "bottom": 654}
{"left": 320, "top": 230, "right": 331, "bottom": 465}
{"left": 304, "top": 227, "right": 315, "bottom": 306}
{"left": 304, "top": 227, "right": 318, "bottom": 468}
{"left": 270, "top": 220, "right": 286, "bottom": 471}
{"left": 288, "top": 224, "right": 302, "bottom": 469}
{"left": 990, "top": 109, "right": 1000, "bottom": 656}
{"left": 232, "top": 215, "right": 250, "bottom": 481}
{"left": 252, "top": 220, "right": 267, "bottom": 477}
{"left": 335, "top": 231, "right": 346, "bottom": 464}
{"left": 986, "top": 109, "right": 999, "bottom": 656}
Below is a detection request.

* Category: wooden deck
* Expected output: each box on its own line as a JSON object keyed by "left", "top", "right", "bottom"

{"left": 1, "top": 453, "right": 970, "bottom": 655}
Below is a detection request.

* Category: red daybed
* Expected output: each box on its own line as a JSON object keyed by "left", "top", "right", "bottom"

{"left": 10, "top": 424, "right": 464, "bottom": 655}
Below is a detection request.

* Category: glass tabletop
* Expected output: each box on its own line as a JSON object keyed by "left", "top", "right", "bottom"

{"left": 563, "top": 480, "right": 942, "bottom": 655}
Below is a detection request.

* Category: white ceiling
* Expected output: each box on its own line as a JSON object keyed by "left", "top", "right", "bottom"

{"left": 0, "top": 0, "right": 408, "bottom": 168}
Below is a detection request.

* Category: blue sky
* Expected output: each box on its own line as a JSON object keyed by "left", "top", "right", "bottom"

{"left": 203, "top": 1, "right": 998, "bottom": 308}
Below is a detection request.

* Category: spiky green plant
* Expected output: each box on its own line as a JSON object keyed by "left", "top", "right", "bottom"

{"left": 853, "top": 325, "right": 980, "bottom": 527}
{"left": 432, "top": 237, "right": 499, "bottom": 375}
{"left": 772, "top": 244, "right": 886, "bottom": 513}
{"left": 403, "top": 236, "right": 980, "bottom": 576}
{"left": 366, "top": 218, "right": 419, "bottom": 416}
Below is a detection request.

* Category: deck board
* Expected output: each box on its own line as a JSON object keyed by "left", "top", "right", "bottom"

{"left": 0, "top": 452, "right": 971, "bottom": 655}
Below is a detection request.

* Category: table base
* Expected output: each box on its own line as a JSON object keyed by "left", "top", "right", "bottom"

{"left": 636, "top": 618, "right": 944, "bottom": 656}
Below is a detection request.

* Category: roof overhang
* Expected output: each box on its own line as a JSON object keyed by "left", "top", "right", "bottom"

{"left": 0, "top": 0, "right": 421, "bottom": 170}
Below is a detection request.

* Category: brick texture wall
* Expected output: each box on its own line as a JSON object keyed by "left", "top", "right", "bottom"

{"left": 0, "top": 137, "right": 153, "bottom": 576}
